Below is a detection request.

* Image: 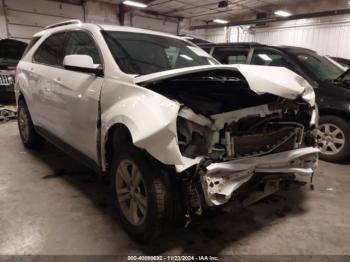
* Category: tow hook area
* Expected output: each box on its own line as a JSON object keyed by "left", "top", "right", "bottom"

{"left": 199, "top": 147, "right": 318, "bottom": 207}
{"left": 242, "top": 180, "right": 280, "bottom": 207}
{"left": 240, "top": 177, "right": 306, "bottom": 207}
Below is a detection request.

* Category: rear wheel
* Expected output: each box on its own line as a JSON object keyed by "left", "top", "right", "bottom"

{"left": 17, "top": 99, "right": 45, "bottom": 149}
{"left": 317, "top": 115, "right": 350, "bottom": 162}
{"left": 110, "top": 145, "right": 172, "bottom": 242}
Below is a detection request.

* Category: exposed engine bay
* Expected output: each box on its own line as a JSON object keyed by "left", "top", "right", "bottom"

{"left": 140, "top": 67, "right": 319, "bottom": 208}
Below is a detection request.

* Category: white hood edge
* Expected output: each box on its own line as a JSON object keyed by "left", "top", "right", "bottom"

{"left": 134, "top": 64, "right": 315, "bottom": 106}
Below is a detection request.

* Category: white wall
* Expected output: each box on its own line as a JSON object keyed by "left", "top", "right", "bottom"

{"left": 248, "top": 15, "right": 350, "bottom": 59}
{"left": 0, "top": 0, "right": 8, "bottom": 39}
{"left": 2, "top": 0, "right": 84, "bottom": 42}
{"left": 125, "top": 13, "right": 178, "bottom": 34}
{"left": 84, "top": 0, "right": 119, "bottom": 25}
{"left": 201, "top": 14, "right": 350, "bottom": 59}
{"left": 0, "top": 0, "right": 179, "bottom": 42}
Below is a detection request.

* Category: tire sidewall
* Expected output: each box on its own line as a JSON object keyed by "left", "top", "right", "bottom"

{"left": 17, "top": 99, "right": 32, "bottom": 145}
{"left": 319, "top": 115, "right": 350, "bottom": 162}
{"left": 110, "top": 146, "right": 166, "bottom": 241}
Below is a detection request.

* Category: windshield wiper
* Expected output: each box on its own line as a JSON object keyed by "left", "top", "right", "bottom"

{"left": 335, "top": 68, "right": 350, "bottom": 83}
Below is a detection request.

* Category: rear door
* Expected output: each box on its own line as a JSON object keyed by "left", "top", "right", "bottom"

{"left": 30, "top": 31, "right": 67, "bottom": 131}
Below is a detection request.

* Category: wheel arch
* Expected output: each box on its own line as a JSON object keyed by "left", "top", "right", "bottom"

{"left": 104, "top": 123, "right": 134, "bottom": 172}
{"left": 319, "top": 108, "right": 350, "bottom": 123}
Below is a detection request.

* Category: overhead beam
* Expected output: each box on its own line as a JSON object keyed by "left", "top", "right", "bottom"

{"left": 189, "top": 8, "right": 350, "bottom": 30}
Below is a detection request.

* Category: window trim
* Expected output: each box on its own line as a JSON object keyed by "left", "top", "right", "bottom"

{"left": 249, "top": 47, "right": 289, "bottom": 66}
{"left": 32, "top": 31, "right": 68, "bottom": 69}
{"left": 212, "top": 46, "right": 250, "bottom": 64}
{"left": 64, "top": 29, "right": 105, "bottom": 73}
{"left": 32, "top": 28, "right": 105, "bottom": 74}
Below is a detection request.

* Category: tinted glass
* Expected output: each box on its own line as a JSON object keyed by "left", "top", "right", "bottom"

{"left": 102, "top": 31, "right": 217, "bottom": 75}
{"left": 251, "top": 49, "right": 288, "bottom": 67}
{"left": 296, "top": 53, "right": 345, "bottom": 81}
{"left": 34, "top": 33, "right": 66, "bottom": 66}
{"left": 201, "top": 47, "right": 212, "bottom": 53}
{"left": 22, "top": 37, "right": 41, "bottom": 57}
{"left": 65, "top": 31, "right": 101, "bottom": 64}
{"left": 212, "top": 47, "right": 249, "bottom": 64}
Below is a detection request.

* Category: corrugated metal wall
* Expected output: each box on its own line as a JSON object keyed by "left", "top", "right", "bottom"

{"left": 2, "top": 0, "right": 84, "bottom": 42}
{"left": 0, "top": 0, "right": 179, "bottom": 42}
{"left": 204, "top": 14, "right": 350, "bottom": 59}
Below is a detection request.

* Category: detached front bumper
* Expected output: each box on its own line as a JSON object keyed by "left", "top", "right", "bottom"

{"left": 200, "top": 147, "right": 319, "bottom": 206}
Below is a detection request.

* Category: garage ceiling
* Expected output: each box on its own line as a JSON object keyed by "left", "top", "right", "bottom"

{"left": 50, "top": 0, "right": 350, "bottom": 26}
{"left": 146, "top": 0, "right": 297, "bottom": 20}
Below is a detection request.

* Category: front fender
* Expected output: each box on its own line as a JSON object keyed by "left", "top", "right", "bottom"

{"left": 101, "top": 79, "right": 185, "bottom": 171}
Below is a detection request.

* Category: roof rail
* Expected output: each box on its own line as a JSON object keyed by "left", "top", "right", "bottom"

{"left": 45, "top": 19, "right": 81, "bottom": 29}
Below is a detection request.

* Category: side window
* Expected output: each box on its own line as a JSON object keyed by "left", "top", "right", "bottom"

{"left": 251, "top": 49, "right": 288, "bottom": 67}
{"left": 33, "top": 33, "right": 66, "bottom": 66}
{"left": 64, "top": 31, "right": 101, "bottom": 64}
{"left": 212, "top": 47, "right": 249, "bottom": 64}
{"left": 23, "top": 36, "right": 41, "bottom": 57}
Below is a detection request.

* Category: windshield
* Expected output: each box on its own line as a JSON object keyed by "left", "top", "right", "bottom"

{"left": 102, "top": 31, "right": 217, "bottom": 75}
{"left": 294, "top": 52, "right": 345, "bottom": 81}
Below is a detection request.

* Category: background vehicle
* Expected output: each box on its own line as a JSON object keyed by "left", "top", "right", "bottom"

{"left": 178, "top": 34, "right": 212, "bottom": 45}
{"left": 197, "top": 42, "right": 350, "bottom": 162}
{"left": 0, "top": 39, "right": 27, "bottom": 101}
{"left": 331, "top": 57, "right": 350, "bottom": 69}
{"left": 16, "top": 21, "right": 318, "bottom": 241}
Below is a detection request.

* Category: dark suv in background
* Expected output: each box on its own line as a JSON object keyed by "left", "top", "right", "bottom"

{"left": 198, "top": 42, "right": 350, "bottom": 162}
{"left": 0, "top": 39, "right": 27, "bottom": 101}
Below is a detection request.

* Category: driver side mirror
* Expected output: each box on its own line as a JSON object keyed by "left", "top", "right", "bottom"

{"left": 63, "top": 55, "right": 103, "bottom": 77}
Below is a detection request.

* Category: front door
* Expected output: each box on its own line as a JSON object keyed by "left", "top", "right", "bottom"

{"left": 43, "top": 30, "right": 104, "bottom": 162}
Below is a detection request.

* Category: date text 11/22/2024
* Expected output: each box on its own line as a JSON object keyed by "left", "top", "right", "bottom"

{"left": 127, "top": 256, "right": 219, "bottom": 261}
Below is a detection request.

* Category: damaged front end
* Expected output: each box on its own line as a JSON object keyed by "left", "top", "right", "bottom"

{"left": 136, "top": 65, "right": 319, "bottom": 209}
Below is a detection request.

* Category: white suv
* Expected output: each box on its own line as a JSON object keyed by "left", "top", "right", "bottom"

{"left": 16, "top": 20, "right": 319, "bottom": 241}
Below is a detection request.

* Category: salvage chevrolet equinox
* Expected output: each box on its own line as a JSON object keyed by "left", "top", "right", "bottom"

{"left": 16, "top": 20, "right": 319, "bottom": 242}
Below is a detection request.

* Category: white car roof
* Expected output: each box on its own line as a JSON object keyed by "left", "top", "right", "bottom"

{"left": 33, "top": 21, "right": 183, "bottom": 41}
{"left": 98, "top": 24, "right": 183, "bottom": 40}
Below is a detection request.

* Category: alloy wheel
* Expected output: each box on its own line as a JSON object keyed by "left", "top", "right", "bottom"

{"left": 18, "top": 105, "right": 30, "bottom": 142}
{"left": 317, "top": 123, "right": 345, "bottom": 155}
{"left": 116, "top": 160, "right": 148, "bottom": 226}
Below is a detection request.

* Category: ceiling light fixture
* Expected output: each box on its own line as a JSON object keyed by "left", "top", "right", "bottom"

{"left": 274, "top": 10, "right": 291, "bottom": 17}
{"left": 123, "top": 0, "right": 147, "bottom": 8}
{"left": 213, "top": 19, "right": 229, "bottom": 24}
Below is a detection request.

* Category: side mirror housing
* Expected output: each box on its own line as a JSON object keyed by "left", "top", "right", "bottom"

{"left": 63, "top": 55, "right": 103, "bottom": 77}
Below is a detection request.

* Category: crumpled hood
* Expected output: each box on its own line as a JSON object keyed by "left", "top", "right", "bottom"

{"left": 134, "top": 64, "right": 315, "bottom": 106}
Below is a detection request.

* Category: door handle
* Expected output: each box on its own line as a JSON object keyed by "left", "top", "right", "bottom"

{"left": 53, "top": 77, "right": 62, "bottom": 84}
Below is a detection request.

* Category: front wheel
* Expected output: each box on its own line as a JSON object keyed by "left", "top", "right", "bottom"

{"left": 317, "top": 115, "right": 350, "bottom": 162}
{"left": 110, "top": 146, "right": 172, "bottom": 242}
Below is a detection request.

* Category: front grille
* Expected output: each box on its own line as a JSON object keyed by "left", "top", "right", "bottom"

{"left": 0, "top": 74, "right": 13, "bottom": 86}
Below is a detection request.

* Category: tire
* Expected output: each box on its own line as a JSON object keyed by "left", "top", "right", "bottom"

{"left": 109, "top": 145, "right": 172, "bottom": 242}
{"left": 17, "top": 99, "right": 45, "bottom": 149}
{"left": 317, "top": 115, "right": 350, "bottom": 162}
